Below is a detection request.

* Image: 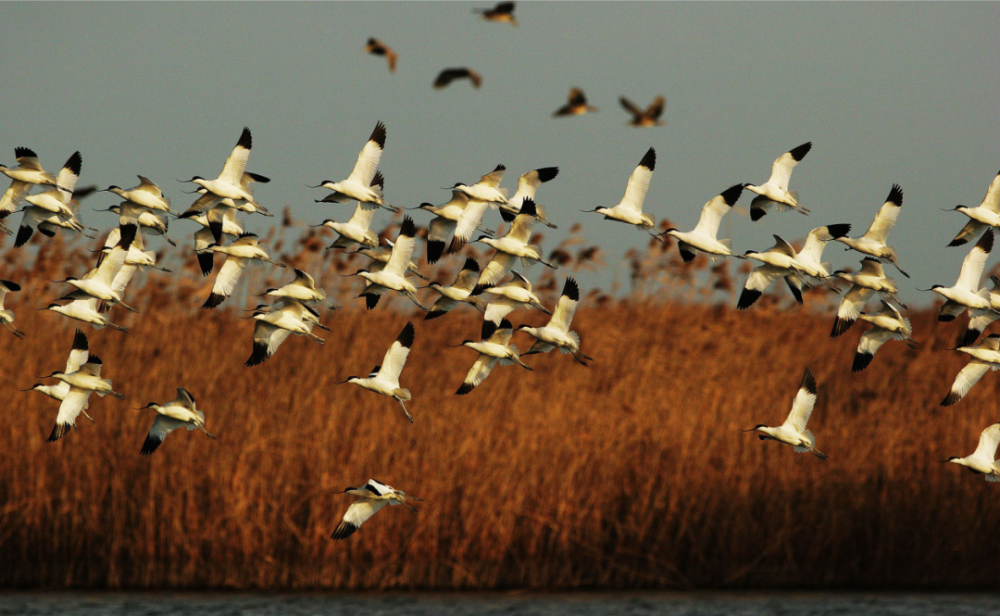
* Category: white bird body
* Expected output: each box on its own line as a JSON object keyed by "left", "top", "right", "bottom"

{"left": 203, "top": 233, "right": 285, "bottom": 309}
{"left": 47, "top": 298, "right": 128, "bottom": 333}
{"left": 317, "top": 122, "right": 387, "bottom": 207}
{"left": 245, "top": 300, "right": 325, "bottom": 366}
{"left": 14, "top": 205, "right": 86, "bottom": 248}
{"left": 499, "top": 167, "right": 559, "bottom": 228}
{"left": 0, "top": 279, "right": 24, "bottom": 338}
{"left": 737, "top": 237, "right": 812, "bottom": 309}
{"left": 188, "top": 128, "right": 259, "bottom": 204}
{"left": 941, "top": 334, "right": 1000, "bottom": 406}
{"left": 746, "top": 368, "right": 827, "bottom": 459}
{"left": 263, "top": 268, "right": 332, "bottom": 307}
{"left": 139, "top": 387, "right": 215, "bottom": 455}
{"left": 791, "top": 224, "right": 852, "bottom": 279}
{"left": 331, "top": 478, "right": 416, "bottom": 540}
{"left": 456, "top": 319, "right": 532, "bottom": 395}
{"left": 746, "top": 142, "right": 812, "bottom": 220}
{"left": 482, "top": 271, "right": 551, "bottom": 324}
{"left": 425, "top": 257, "right": 486, "bottom": 320}
{"left": 319, "top": 201, "right": 378, "bottom": 249}
{"left": 591, "top": 148, "right": 656, "bottom": 230}
{"left": 23, "top": 152, "right": 82, "bottom": 218}
{"left": 63, "top": 245, "right": 137, "bottom": 311}
{"left": 830, "top": 258, "right": 903, "bottom": 337}
{"left": 49, "top": 354, "right": 122, "bottom": 401}
{"left": 419, "top": 191, "right": 493, "bottom": 262}
{"left": 947, "top": 423, "right": 1000, "bottom": 482}
{"left": 948, "top": 171, "right": 1000, "bottom": 246}
{"left": 853, "top": 301, "right": 915, "bottom": 372}
{"left": 664, "top": 184, "right": 744, "bottom": 261}
{"left": 341, "top": 322, "right": 416, "bottom": 423}
{"left": 928, "top": 230, "right": 995, "bottom": 313}
{"left": 451, "top": 165, "right": 508, "bottom": 204}
{"left": 475, "top": 199, "right": 555, "bottom": 291}
{"left": 355, "top": 217, "right": 428, "bottom": 310}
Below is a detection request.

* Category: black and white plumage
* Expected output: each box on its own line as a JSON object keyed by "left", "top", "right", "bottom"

{"left": 519, "top": 277, "right": 592, "bottom": 366}
{"left": 44, "top": 354, "right": 123, "bottom": 443}
{"left": 835, "top": 184, "right": 909, "bottom": 278}
{"left": 941, "top": 334, "right": 1000, "bottom": 407}
{"left": 433, "top": 67, "right": 482, "bottom": 89}
{"left": 22, "top": 330, "right": 92, "bottom": 422}
{"left": 737, "top": 235, "right": 810, "bottom": 310}
{"left": 744, "top": 368, "right": 828, "bottom": 460}
{"left": 425, "top": 257, "right": 487, "bottom": 320}
{"left": 481, "top": 270, "right": 551, "bottom": 325}
{"left": 924, "top": 229, "right": 995, "bottom": 324}
{"left": 852, "top": 301, "right": 916, "bottom": 373}
{"left": 587, "top": 148, "right": 657, "bottom": 233}
{"left": 474, "top": 199, "right": 556, "bottom": 293}
{"left": 314, "top": 122, "right": 392, "bottom": 209}
{"left": 455, "top": 319, "right": 532, "bottom": 395}
{"left": 353, "top": 217, "right": 429, "bottom": 311}
{"left": 138, "top": 388, "right": 215, "bottom": 455}
{"left": 417, "top": 190, "right": 493, "bottom": 262}
{"left": 663, "top": 184, "right": 744, "bottom": 262}
{"left": 184, "top": 128, "right": 262, "bottom": 207}
{"left": 499, "top": 166, "right": 559, "bottom": 227}
{"left": 0, "top": 279, "right": 24, "bottom": 339}
{"left": 620, "top": 95, "right": 665, "bottom": 127}
{"left": 202, "top": 233, "right": 285, "bottom": 309}
{"left": 245, "top": 299, "right": 327, "bottom": 367}
{"left": 337, "top": 322, "right": 416, "bottom": 423}
{"left": 830, "top": 258, "right": 903, "bottom": 337}
{"left": 947, "top": 170, "right": 1000, "bottom": 247}
{"left": 331, "top": 479, "right": 418, "bottom": 540}
{"left": 945, "top": 423, "right": 1000, "bottom": 482}
{"left": 746, "top": 142, "right": 813, "bottom": 220}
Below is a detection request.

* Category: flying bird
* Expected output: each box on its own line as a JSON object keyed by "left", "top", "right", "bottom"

{"left": 835, "top": 184, "right": 909, "bottom": 278}
{"left": 312, "top": 122, "right": 392, "bottom": 209}
{"left": 944, "top": 422, "right": 1000, "bottom": 482}
{"left": 138, "top": 388, "right": 216, "bottom": 455}
{"left": 104, "top": 176, "right": 173, "bottom": 214}
{"left": 43, "top": 354, "right": 124, "bottom": 442}
{"left": 745, "top": 142, "right": 813, "bottom": 220}
{"left": 737, "top": 236, "right": 811, "bottom": 309}
{"left": 620, "top": 95, "right": 665, "bottom": 127}
{"left": 331, "top": 479, "right": 419, "bottom": 540}
{"left": 202, "top": 233, "right": 285, "bottom": 309}
{"left": 348, "top": 217, "right": 429, "bottom": 311}
{"left": 830, "top": 258, "right": 903, "bottom": 337}
{"left": 0, "top": 279, "right": 24, "bottom": 339}
{"left": 415, "top": 190, "right": 492, "bottom": 263}
{"left": 447, "top": 164, "right": 508, "bottom": 205}
{"left": 586, "top": 147, "right": 657, "bottom": 235}
{"left": 434, "top": 67, "right": 482, "bottom": 89}
{"left": 245, "top": 299, "right": 327, "bottom": 367}
{"left": 941, "top": 334, "right": 1000, "bottom": 407}
{"left": 182, "top": 128, "right": 262, "bottom": 208}
{"left": 663, "top": 184, "right": 744, "bottom": 262}
{"left": 499, "top": 166, "right": 559, "bottom": 227}
{"left": 425, "top": 257, "right": 487, "bottom": 320}
{"left": 480, "top": 270, "right": 551, "bottom": 325}
{"left": 475, "top": 2, "right": 517, "bottom": 26}
{"left": 852, "top": 300, "right": 916, "bottom": 372}
{"left": 474, "top": 198, "right": 556, "bottom": 292}
{"left": 0, "top": 147, "right": 57, "bottom": 188}
{"left": 922, "top": 229, "right": 994, "bottom": 323}
{"left": 21, "top": 330, "right": 95, "bottom": 423}
{"left": 743, "top": 368, "right": 828, "bottom": 459}
{"left": 455, "top": 318, "right": 532, "bottom": 395}
{"left": 336, "top": 322, "right": 416, "bottom": 423}
{"left": 553, "top": 88, "right": 597, "bottom": 117}
{"left": 260, "top": 268, "right": 336, "bottom": 309}
{"left": 946, "top": 169, "right": 1000, "bottom": 247}
{"left": 364, "top": 37, "right": 397, "bottom": 72}
{"left": 519, "top": 277, "right": 592, "bottom": 366}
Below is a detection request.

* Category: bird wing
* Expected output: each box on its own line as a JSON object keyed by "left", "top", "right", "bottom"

{"left": 346, "top": 122, "right": 386, "bottom": 188}
{"left": 857, "top": 326, "right": 894, "bottom": 358}
{"left": 973, "top": 423, "right": 1000, "bottom": 460}
{"left": 378, "top": 323, "right": 414, "bottom": 386}
{"left": 506, "top": 209, "right": 537, "bottom": 244}
{"left": 486, "top": 320, "right": 515, "bottom": 346}
{"left": 744, "top": 264, "right": 787, "bottom": 293}
{"left": 141, "top": 414, "right": 188, "bottom": 455}
{"left": 766, "top": 235, "right": 798, "bottom": 259}
{"left": 187, "top": 191, "right": 223, "bottom": 214}
{"left": 250, "top": 320, "right": 293, "bottom": 364}
{"left": 549, "top": 280, "right": 580, "bottom": 333}
{"left": 50, "top": 387, "right": 93, "bottom": 440}
{"left": 863, "top": 185, "right": 903, "bottom": 244}
{"left": 859, "top": 257, "right": 886, "bottom": 277}
{"left": 945, "top": 360, "right": 992, "bottom": 405}
{"left": 333, "top": 499, "right": 389, "bottom": 539}
{"left": 460, "top": 354, "right": 500, "bottom": 392}
{"left": 211, "top": 256, "right": 248, "bottom": 299}
{"left": 427, "top": 216, "right": 457, "bottom": 246}
{"left": 477, "top": 252, "right": 517, "bottom": 289}
{"left": 346, "top": 201, "right": 377, "bottom": 230}
{"left": 453, "top": 262, "right": 481, "bottom": 292}
{"left": 477, "top": 165, "right": 506, "bottom": 189}
{"left": 292, "top": 268, "right": 316, "bottom": 289}
{"left": 136, "top": 175, "right": 162, "bottom": 195}
{"left": 981, "top": 171, "right": 1000, "bottom": 213}
{"left": 620, "top": 148, "right": 655, "bottom": 213}
{"left": 509, "top": 270, "right": 532, "bottom": 290}
{"left": 646, "top": 95, "right": 666, "bottom": 119}
{"left": 55, "top": 152, "right": 82, "bottom": 195}
{"left": 956, "top": 230, "right": 993, "bottom": 291}
{"left": 95, "top": 245, "right": 128, "bottom": 286}
{"left": 836, "top": 285, "right": 874, "bottom": 326}
{"left": 950, "top": 220, "right": 987, "bottom": 247}
{"left": 568, "top": 87, "right": 587, "bottom": 106}
{"left": 385, "top": 233, "right": 417, "bottom": 277}
{"left": 176, "top": 387, "right": 197, "bottom": 410}
{"left": 484, "top": 296, "right": 518, "bottom": 324}
{"left": 692, "top": 193, "right": 732, "bottom": 239}
{"left": 219, "top": 128, "right": 252, "bottom": 184}
{"left": 14, "top": 148, "right": 44, "bottom": 171}
{"left": 783, "top": 368, "right": 817, "bottom": 433}
{"left": 0, "top": 180, "right": 29, "bottom": 216}
{"left": 619, "top": 96, "right": 644, "bottom": 117}
{"left": 64, "top": 329, "right": 89, "bottom": 374}
{"left": 454, "top": 199, "right": 490, "bottom": 244}
{"left": 767, "top": 143, "right": 811, "bottom": 190}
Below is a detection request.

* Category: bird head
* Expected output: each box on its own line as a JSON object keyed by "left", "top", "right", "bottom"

{"left": 136, "top": 402, "right": 162, "bottom": 411}
{"left": 18, "top": 383, "right": 46, "bottom": 392}
{"left": 334, "top": 376, "right": 361, "bottom": 385}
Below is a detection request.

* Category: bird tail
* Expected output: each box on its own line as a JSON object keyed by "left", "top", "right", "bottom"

{"left": 393, "top": 388, "right": 412, "bottom": 402}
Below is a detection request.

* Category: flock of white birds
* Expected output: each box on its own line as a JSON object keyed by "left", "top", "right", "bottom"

{"left": 2, "top": 1, "right": 999, "bottom": 540}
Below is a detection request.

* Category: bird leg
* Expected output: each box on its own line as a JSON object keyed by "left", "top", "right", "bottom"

{"left": 198, "top": 425, "right": 217, "bottom": 439}
{"left": 396, "top": 398, "right": 414, "bottom": 424}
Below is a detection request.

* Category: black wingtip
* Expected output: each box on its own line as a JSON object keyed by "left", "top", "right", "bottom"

{"left": 536, "top": 167, "right": 559, "bottom": 183}
{"left": 119, "top": 223, "right": 137, "bottom": 250}
{"left": 71, "top": 329, "right": 88, "bottom": 351}
{"left": 424, "top": 310, "right": 446, "bottom": 321}
{"left": 197, "top": 252, "right": 214, "bottom": 277}
{"left": 14, "top": 146, "right": 37, "bottom": 160}
{"left": 369, "top": 121, "right": 387, "bottom": 149}
{"left": 427, "top": 241, "right": 445, "bottom": 265}
{"left": 209, "top": 220, "right": 224, "bottom": 245}
{"left": 140, "top": 435, "right": 162, "bottom": 456}
{"left": 801, "top": 368, "right": 817, "bottom": 394}
{"left": 749, "top": 205, "right": 766, "bottom": 222}
{"left": 789, "top": 142, "right": 812, "bottom": 162}
{"left": 1, "top": 279, "right": 21, "bottom": 292}
{"left": 851, "top": 352, "right": 873, "bottom": 373}
{"left": 493, "top": 164, "right": 506, "bottom": 173}
{"left": 87, "top": 355, "right": 103, "bottom": 365}
{"left": 826, "top": 223, "right": 852, "bottom": 240}
{"left": 498, "top": 318, "right": 513, "bottom": 331}
{"left": 398, "top": 216, "right": 416, "bottom": 238}
{"left": 638, "top": 147, "right": 656, "bottom": 172}
{"left": 720, "top": 184, "right": 744, "bottom": 207}
{"left": 737, "top": 288, "right": 761, "bottom": 310}
{"left": 830, "top": 317, "right": 853, "bottom": 338}
{"left": 977, "top": 228, "right": 995, "bottom": 253}
{"left": 500, "top": 208, "right": 516, "bottom": 223}
{"left": 481, "top": 319, "right": 498, "bottom": 340}
{"left": 456, "top": 382, "right": 475, "bottom": 396}
{"left": 886, "top": 183, "right": 903, "bottom": 207}
{"left": 371, "top": 170, "right": 384, "bottom": 189}
{"left": 237, "top": 127, "right": 252, "bottom": 151}
{"left": 64, "top": 151, "right": 82, "bottom": 176}
{"left": 246, "top": 172, "right": 270, "bottom": 184}
{"left": 941, "top": 392, "right": 961, "bottom": 407}
{"left": 16, "top": 225, "right": 35, "bottom": 247}
{"left": 961, "top": 328, "right": 981, "bottom": 348}
{"left": 679, "top": 248, "right": 696, "bottom": 263}
{"left": 519, "top": 198, "right": 537, "bottom": 218}
{"left": 562, "top": 277, "right": 580, "bottom": 301}
{"left": 245, "top": 341, "right": 269, "bottom": 367}
{"left": 202, "top": 293, "right": 226, "bottom": 309}
{"left": 462, "top": 257, "right": 480, "bottom": 272}
{"left": 397, "top": 321, "right": 415, "bottom": 348}
{"left": 332, "top": 521, "right": 359, "bottom": 540}
{"left": 938, "top": 313, "right": 957, "bottom": 323}
{"left": 365, "top": 294, "right": 381, "bottom": 310}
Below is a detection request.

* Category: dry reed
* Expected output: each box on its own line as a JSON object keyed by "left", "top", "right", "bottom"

{"left": 0, "top": 221, "right": 998, "bottom": 591}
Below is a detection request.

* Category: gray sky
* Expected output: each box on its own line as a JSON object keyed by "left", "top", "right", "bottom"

{"left": 2, "top": 2, "right": 998, "bottom": 307}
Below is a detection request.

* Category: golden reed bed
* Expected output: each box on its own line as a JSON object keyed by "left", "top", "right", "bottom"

{"left": 0, "top": 223, "right": 998, "bottom": 590}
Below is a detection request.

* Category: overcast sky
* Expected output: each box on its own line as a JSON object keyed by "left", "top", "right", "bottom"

{"left": 2, "top": 2, "right": 998, "bottom": 307}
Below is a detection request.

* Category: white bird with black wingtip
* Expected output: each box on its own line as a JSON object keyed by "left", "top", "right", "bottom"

{"left": 21, "top": 330, "right": 95, "bottom": 424}
{"left": 202, "top": 232, "right": 285, "bottom": 309}
{"left": 479, "top": 270, "right": 551, "bottom": 325}
{"left": 474, "top": 198, "right": 556, "bottom": 293}
{"left": 331, "top": 478, "right": 419, "bottom": 540}
{"left": 940, "top": 334, "right": 1000, "bottom": 407}
{"left": 138, "top": 388, "right": 216, "bottom": 455}
{"left": 336, "top": 321, "right": 416, "bottom": 423}
{"left": 312, "top": 122, "right": 393, "bottom": 210}
{"left": 425, "top": 257, "right": 487, "bottom": 320}
{"left": 585, "top": 147, "right": 658, "bottom": 236}
{"left": 946, "top": 170, "right": 1000, "bottom": 247}
{"left": 349, "top": 217, "right": 429, "bottom": 311}
{"left": 455, "top": 319, "right": 532, "bottom": 395}
{"left": 743, "top": 368, "right": 828, "bottom": 460}
{"left": 519, "top": 277, "right": 592, "bottom": 366}
{"left": 737, "top": 235, "right": 811, "bottom": 309}
{"left": 245, "top": 299, "right": 327, "bottom": 367}
{"left": 416, "top": 189, "right": 492, "bottom": 263}
{"left": 42, "top": 353, "right": 124, "bottom": 443}
{"left": 836, "top": 184, "right": 909, "bottom": 278}
{"left": 500, "top": 166, "right": 559, "bottom": 228}
{"left": 852, "top": 300, "right": 916, "bottom": 373}
{"left": 446, "top": 164, "right": 508, "bottom": 205}
{"left": 745, "top": 142, "right": 812, "bottom": 221}
{"left": 921, "top": 229, "right": 995, "bottom": 323}
{"left": 830, "top": 257, "right": 903, "bottom": 337}
{"left": 182, "top": 127, "right": 262, "bottom": 207}
{"left": 0, "top": 279, "right": 24, "bottom": 339}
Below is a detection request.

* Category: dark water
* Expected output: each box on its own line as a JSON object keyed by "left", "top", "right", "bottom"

{"left": 1, "top": 593, "right": 999, "bottom": 616}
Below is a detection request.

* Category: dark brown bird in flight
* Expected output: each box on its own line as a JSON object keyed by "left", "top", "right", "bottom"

{"left": 553, "top": 88, "right": 598, "bottom": 117}
{"left": 476, "top": 2, "right": 517, "bottom": 26}
{"left": 364, "top": 38, "right": 397, "bottom": 73}
{"left": 620, "top": 95, "right": 666, "bottom": 127}
{"left": 434, "top": 68, "right": 482, "bottom": 90}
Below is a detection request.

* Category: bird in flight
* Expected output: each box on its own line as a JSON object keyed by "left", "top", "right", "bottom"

{"left": 620, "top": 95, "right": 665, "bottom": 127}
{"left": 364, "top": 37, "right": 397, "bottom": 72}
